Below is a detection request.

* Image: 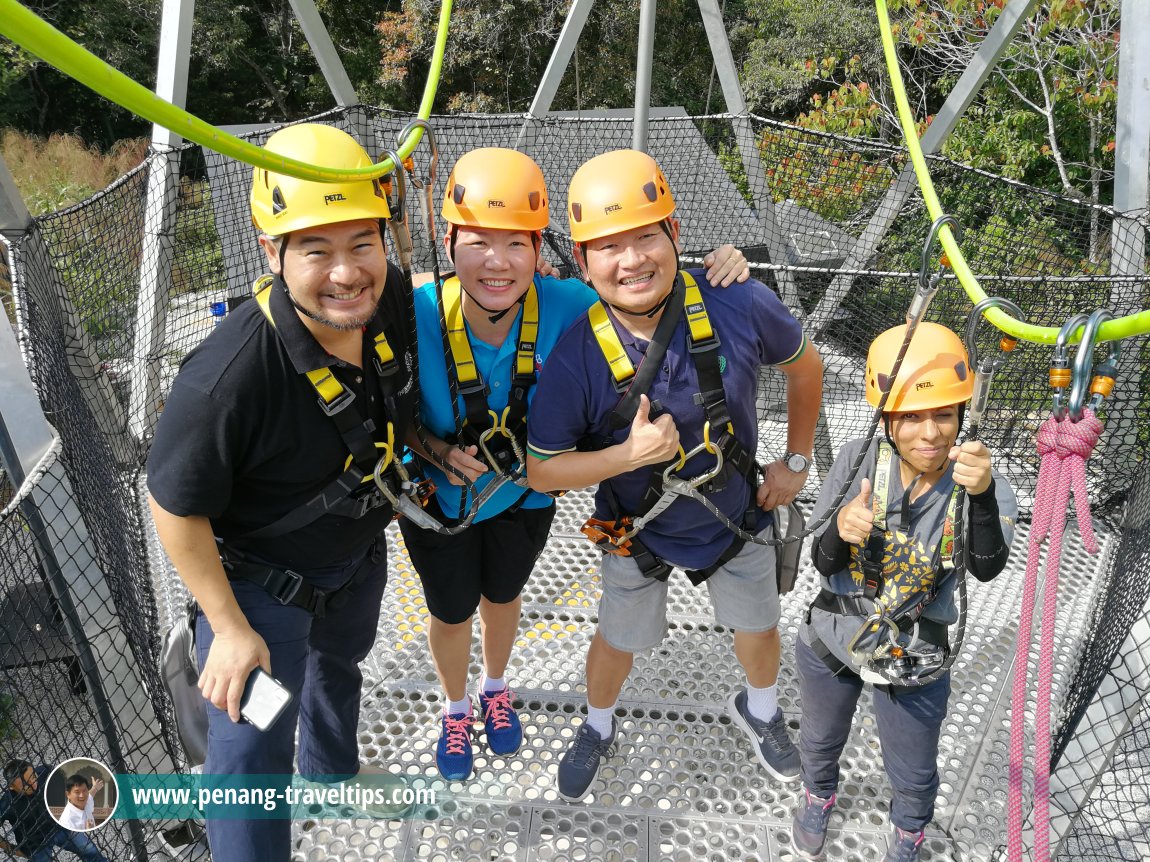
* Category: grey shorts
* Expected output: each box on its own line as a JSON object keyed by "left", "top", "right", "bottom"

{"left": 597, "top": 527, "right": 781, "bottom": 653}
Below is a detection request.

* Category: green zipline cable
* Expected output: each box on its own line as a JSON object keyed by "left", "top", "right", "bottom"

{"left": 875, "top": 0, "right": 1150, "bottom": 345}
{"left": 0, "top": 0, "right": 453, "bottom": 181}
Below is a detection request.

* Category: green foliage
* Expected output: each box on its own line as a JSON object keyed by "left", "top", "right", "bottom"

{"left": 760, "top": 130, "right": 891, "bottom": 223}
{"left": 0, "top": 130, "right": 147, "bottom": 216}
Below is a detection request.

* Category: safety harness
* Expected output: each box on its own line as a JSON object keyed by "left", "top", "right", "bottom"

{"left": 579, "top": 271, "right": 762, "bottom": 585}
{"left": 222, "top": 275, "right": 408, "bottom": 615}
{"left": 808, "top": 439, "right": 961, "bottom": 683}
{"left": 435, "top": 275, "right": 538, "bottom": 519}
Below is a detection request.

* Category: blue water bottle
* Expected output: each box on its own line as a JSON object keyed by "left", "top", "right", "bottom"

{"left": 210, "top": 301, "right": 227, "bottom": 327}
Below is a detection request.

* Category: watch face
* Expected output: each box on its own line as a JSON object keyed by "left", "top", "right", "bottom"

{"left": 787, "top": 453, "right": 809, "bottom": 472}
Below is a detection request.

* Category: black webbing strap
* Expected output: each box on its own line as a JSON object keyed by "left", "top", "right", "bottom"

{"left": 606, "top": 275, "right": 686, "bottom": 430}
{"left": 220, "top": 550, "right": 377, "bottom": 618}
{"left": 239, "top": 469, "right": 385, "bottom": 541}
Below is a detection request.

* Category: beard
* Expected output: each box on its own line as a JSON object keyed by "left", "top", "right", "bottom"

{"left": 285, "top": 284, "right": 382, "bottom": 331}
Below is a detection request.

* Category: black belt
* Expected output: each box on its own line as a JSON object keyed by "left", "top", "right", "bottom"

{"left": 220, "top": 545, "right": 378, "bottom": 618}
{"left": 808, "top": 589, "right": 948, "bottom": 648}
{"left": 631, "top": 507, "right": 755, "bottom": 586}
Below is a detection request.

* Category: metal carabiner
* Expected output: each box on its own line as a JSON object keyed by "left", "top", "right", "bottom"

{"left": 1051, "top": 313, "right": 1090, "bottom": 421}
{"left": 395, "top": 119, "right": 438, "bottom": 187}
{"left": 477, "top": 408, "right": 529, "bottom": 481}
{"left": 910, "top": 215, "right": 962, "bottom": 323}
{"left": 1068, "top": 309, "right": 1115, "bottom": 422}
{"left": 847, "top": 611, "right": 902, "bottom": 661}
{"left": 963, "top": 297, "right": 1025, "bottom": 432}
{"left": 663, "top": 426, "right": 724, "bottom": 490}
{"left": 379, "top": 148, "right": 407, "bottom": 226}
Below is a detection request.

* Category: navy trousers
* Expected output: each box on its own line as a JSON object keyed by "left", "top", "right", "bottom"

{"left": 795, "top": 636, "right": 951, "bottom": 832}
{"left": 195, "top": 540, "right": 388, "bottom": 862}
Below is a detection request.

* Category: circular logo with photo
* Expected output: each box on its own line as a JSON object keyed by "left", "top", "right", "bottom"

{"left": 44, "top": 757, "right": 118, "bottom": 832}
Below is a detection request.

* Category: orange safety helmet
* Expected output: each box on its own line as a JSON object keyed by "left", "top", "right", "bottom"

{"left": 250, "top": 123, "right": 390, "bottom": 235}
{"left": 865, "top": 322, "right": 974, "bottom": 412}
{"left": 441, "top": 148, "right": 550, "bottom": 231}
{"left": 566, "top": 150, "right": 675, "bottom": 243}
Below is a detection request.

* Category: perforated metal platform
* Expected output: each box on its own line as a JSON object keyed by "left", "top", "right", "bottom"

{"left": 151, "top": 474, "right": 1112, "bottom": 862}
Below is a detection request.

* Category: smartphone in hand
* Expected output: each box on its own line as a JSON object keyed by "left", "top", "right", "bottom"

{"left": 239, "top": 668, "right": 292, "bottom": 731}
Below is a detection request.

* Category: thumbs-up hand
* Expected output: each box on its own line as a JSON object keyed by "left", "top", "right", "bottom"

{"left": 837, "top": 477, "right": 876, "bottom": 544}
{"left": 624, "top": 395, "right": 680, "bottom": 467}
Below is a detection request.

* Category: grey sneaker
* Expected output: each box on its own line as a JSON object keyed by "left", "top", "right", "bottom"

{"left": 557, "top": 719, "right": 616, "bottom": 802}
{"left": 791, "top": 788, "right": 836, "bottom": 858}
{"left": 883, "top": 827, "right": 925, "bottom": 862}
{"left": 726, "top": 689, "right": 800, "bottom": 781}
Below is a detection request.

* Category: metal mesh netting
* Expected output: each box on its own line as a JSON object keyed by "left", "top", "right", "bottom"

{"left": 2, "top": 107, "right": 1149, "bottom": 860}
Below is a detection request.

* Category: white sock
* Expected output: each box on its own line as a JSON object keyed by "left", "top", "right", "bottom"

{"left": 447, "top": 695, "right": 472, "bottom": 717}
{"left": 585, "top": 703, "right": 616, "bottom": 739}
{"left": 480, "top": 674, "right": 506, "bottom": 694}
{"left": 746, "top": 683, "right": 778, "bottom": 723}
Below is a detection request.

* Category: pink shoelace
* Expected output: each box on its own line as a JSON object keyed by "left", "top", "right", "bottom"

{"left": 482, "top": 689, "right": 515, "bottom": 731}
{"left": 1007, "top": 410, "right": 1103, "bottom": 862}
{"left": 442, "top": 712, "right": 474, "bottom": 755}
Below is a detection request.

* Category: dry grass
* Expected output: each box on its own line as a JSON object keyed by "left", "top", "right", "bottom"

{"left": 1, "top": 129, "right": 148, "bottom": 216}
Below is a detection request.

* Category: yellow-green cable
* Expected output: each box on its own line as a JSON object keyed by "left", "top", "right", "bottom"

{"left": 0, "top": 0, "right": 453, "bottom": 181}
{"left": 875, "top": 0, "right": 1150, "bottom": 345}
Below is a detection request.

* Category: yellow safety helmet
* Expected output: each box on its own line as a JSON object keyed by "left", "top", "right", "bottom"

{"left": 250, "top": 123, "right": 390, "bottom": 235}
{"left": 441, "top": 148, "right": 550, "bottom": 231}
{"left": 865, "top": 322, "right": 974, "bottom": 412}
{"left": 567, "top": 149, "right": 675, "bottom": 243}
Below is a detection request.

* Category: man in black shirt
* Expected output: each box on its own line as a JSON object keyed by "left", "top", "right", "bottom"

{"left": 147, "top": 124, "right": 415, "bottom": 861}
{"left": 0, "top": 761, "right": 108, "bottom": 860}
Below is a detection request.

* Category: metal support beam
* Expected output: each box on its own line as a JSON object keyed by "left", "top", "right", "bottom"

{"left": 805, "top": 0, "right": 1040, "bottom": 337}
{"left": 633, "top": 0, "right": 657, "bottom": 152}
{"left": 129, "top": 0, "right": 196, "bottom": 442}
{"left": 1109, "top": 0, "right": 1150, "bottom": 280}
{"left": 695, "top": 0, "right": 797, "bottom": 308}
{"left": 518, "top": 0, "right": 596, "bottom": 148}
{"left": 288, "top": 0, "right": 358, "bottom": 106}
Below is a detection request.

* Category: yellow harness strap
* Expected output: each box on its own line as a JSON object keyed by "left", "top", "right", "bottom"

{"left": 441, "top": 275, "right": 539, "bottom": 406}
{"left": 588, "top": 271, "right": 705, "bottom": 389}
{"left": 253, "top": 275, "right": 398, "bottom": 410}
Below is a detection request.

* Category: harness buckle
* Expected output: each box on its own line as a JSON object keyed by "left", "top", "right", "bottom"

{"left": 688, "top": 333, "right": 722, "bottom": 354}
{"left": 317, "top": 386, "right": 356, "bottom": 417}
{"left": 271, "top": 569, "right": 304, "bottom": 606}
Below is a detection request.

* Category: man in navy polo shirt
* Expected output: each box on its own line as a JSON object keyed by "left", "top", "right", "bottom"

{"left": 527, "top": 149, "right": 823, "bottom": 802}
{"left": 147, "top": 124, "right": 415, "bottom": 860}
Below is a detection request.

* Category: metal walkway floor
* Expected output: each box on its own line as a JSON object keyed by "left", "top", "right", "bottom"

{"left": 148, "top": 378, "right": 1111, "bottom": 861}
{"left": 149, "top": 484, "right": 1109, "bottom": 862}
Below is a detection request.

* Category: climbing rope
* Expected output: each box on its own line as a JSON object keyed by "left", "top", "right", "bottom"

{"left": 1006, "top": 311, "right": 1116, "bottom": 862}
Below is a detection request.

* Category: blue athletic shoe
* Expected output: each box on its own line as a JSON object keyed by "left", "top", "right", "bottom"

{"left": 479, "top": 687, "right": 523, "bottom": 756}
{"left": 436, "top": 707, "right": 475, "bottom": 781}
{"left": 883, "top": 827, "right": 925, "bottom": 862}
{"left": 792, "top": 788, "right": 836, "bottom": 858}
{"left": 557, "top": 719, "right": 616, "bottom": 802}
{"left": 727, "top": 688, "right": 801, "bottom": 781}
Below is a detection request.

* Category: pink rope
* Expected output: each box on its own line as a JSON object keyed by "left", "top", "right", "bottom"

{"left": 1007, "top": 410, "right": 1103, "bottom": 862}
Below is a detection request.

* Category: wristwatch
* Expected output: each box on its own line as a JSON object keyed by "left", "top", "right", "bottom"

{"left": 783, "top": 451, "right": 811, "bottom": 473}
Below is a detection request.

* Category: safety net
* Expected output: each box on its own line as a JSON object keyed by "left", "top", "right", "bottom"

{"left": 2, "top": 106, "right": 1149, "bottom": 859}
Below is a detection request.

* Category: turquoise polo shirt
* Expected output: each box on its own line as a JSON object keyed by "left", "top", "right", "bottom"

{"left": 412, "top": 274, "right": 598, "bottom": 522}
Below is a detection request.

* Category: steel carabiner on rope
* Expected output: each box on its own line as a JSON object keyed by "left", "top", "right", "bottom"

{"left": 396, "top": 119, "right": 439, "bottom": 246}
{"left": 1068, "top": 309, "right": 1117, "bottom": 422}
{"left": 1051, "top": 313, "right": 1090, "bottom": 421}
{"left": 910, "top": 214, "right": 962, "bottom": 323}
{"left": 964, "top": 297, "right": 1025, "bottom": 433}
